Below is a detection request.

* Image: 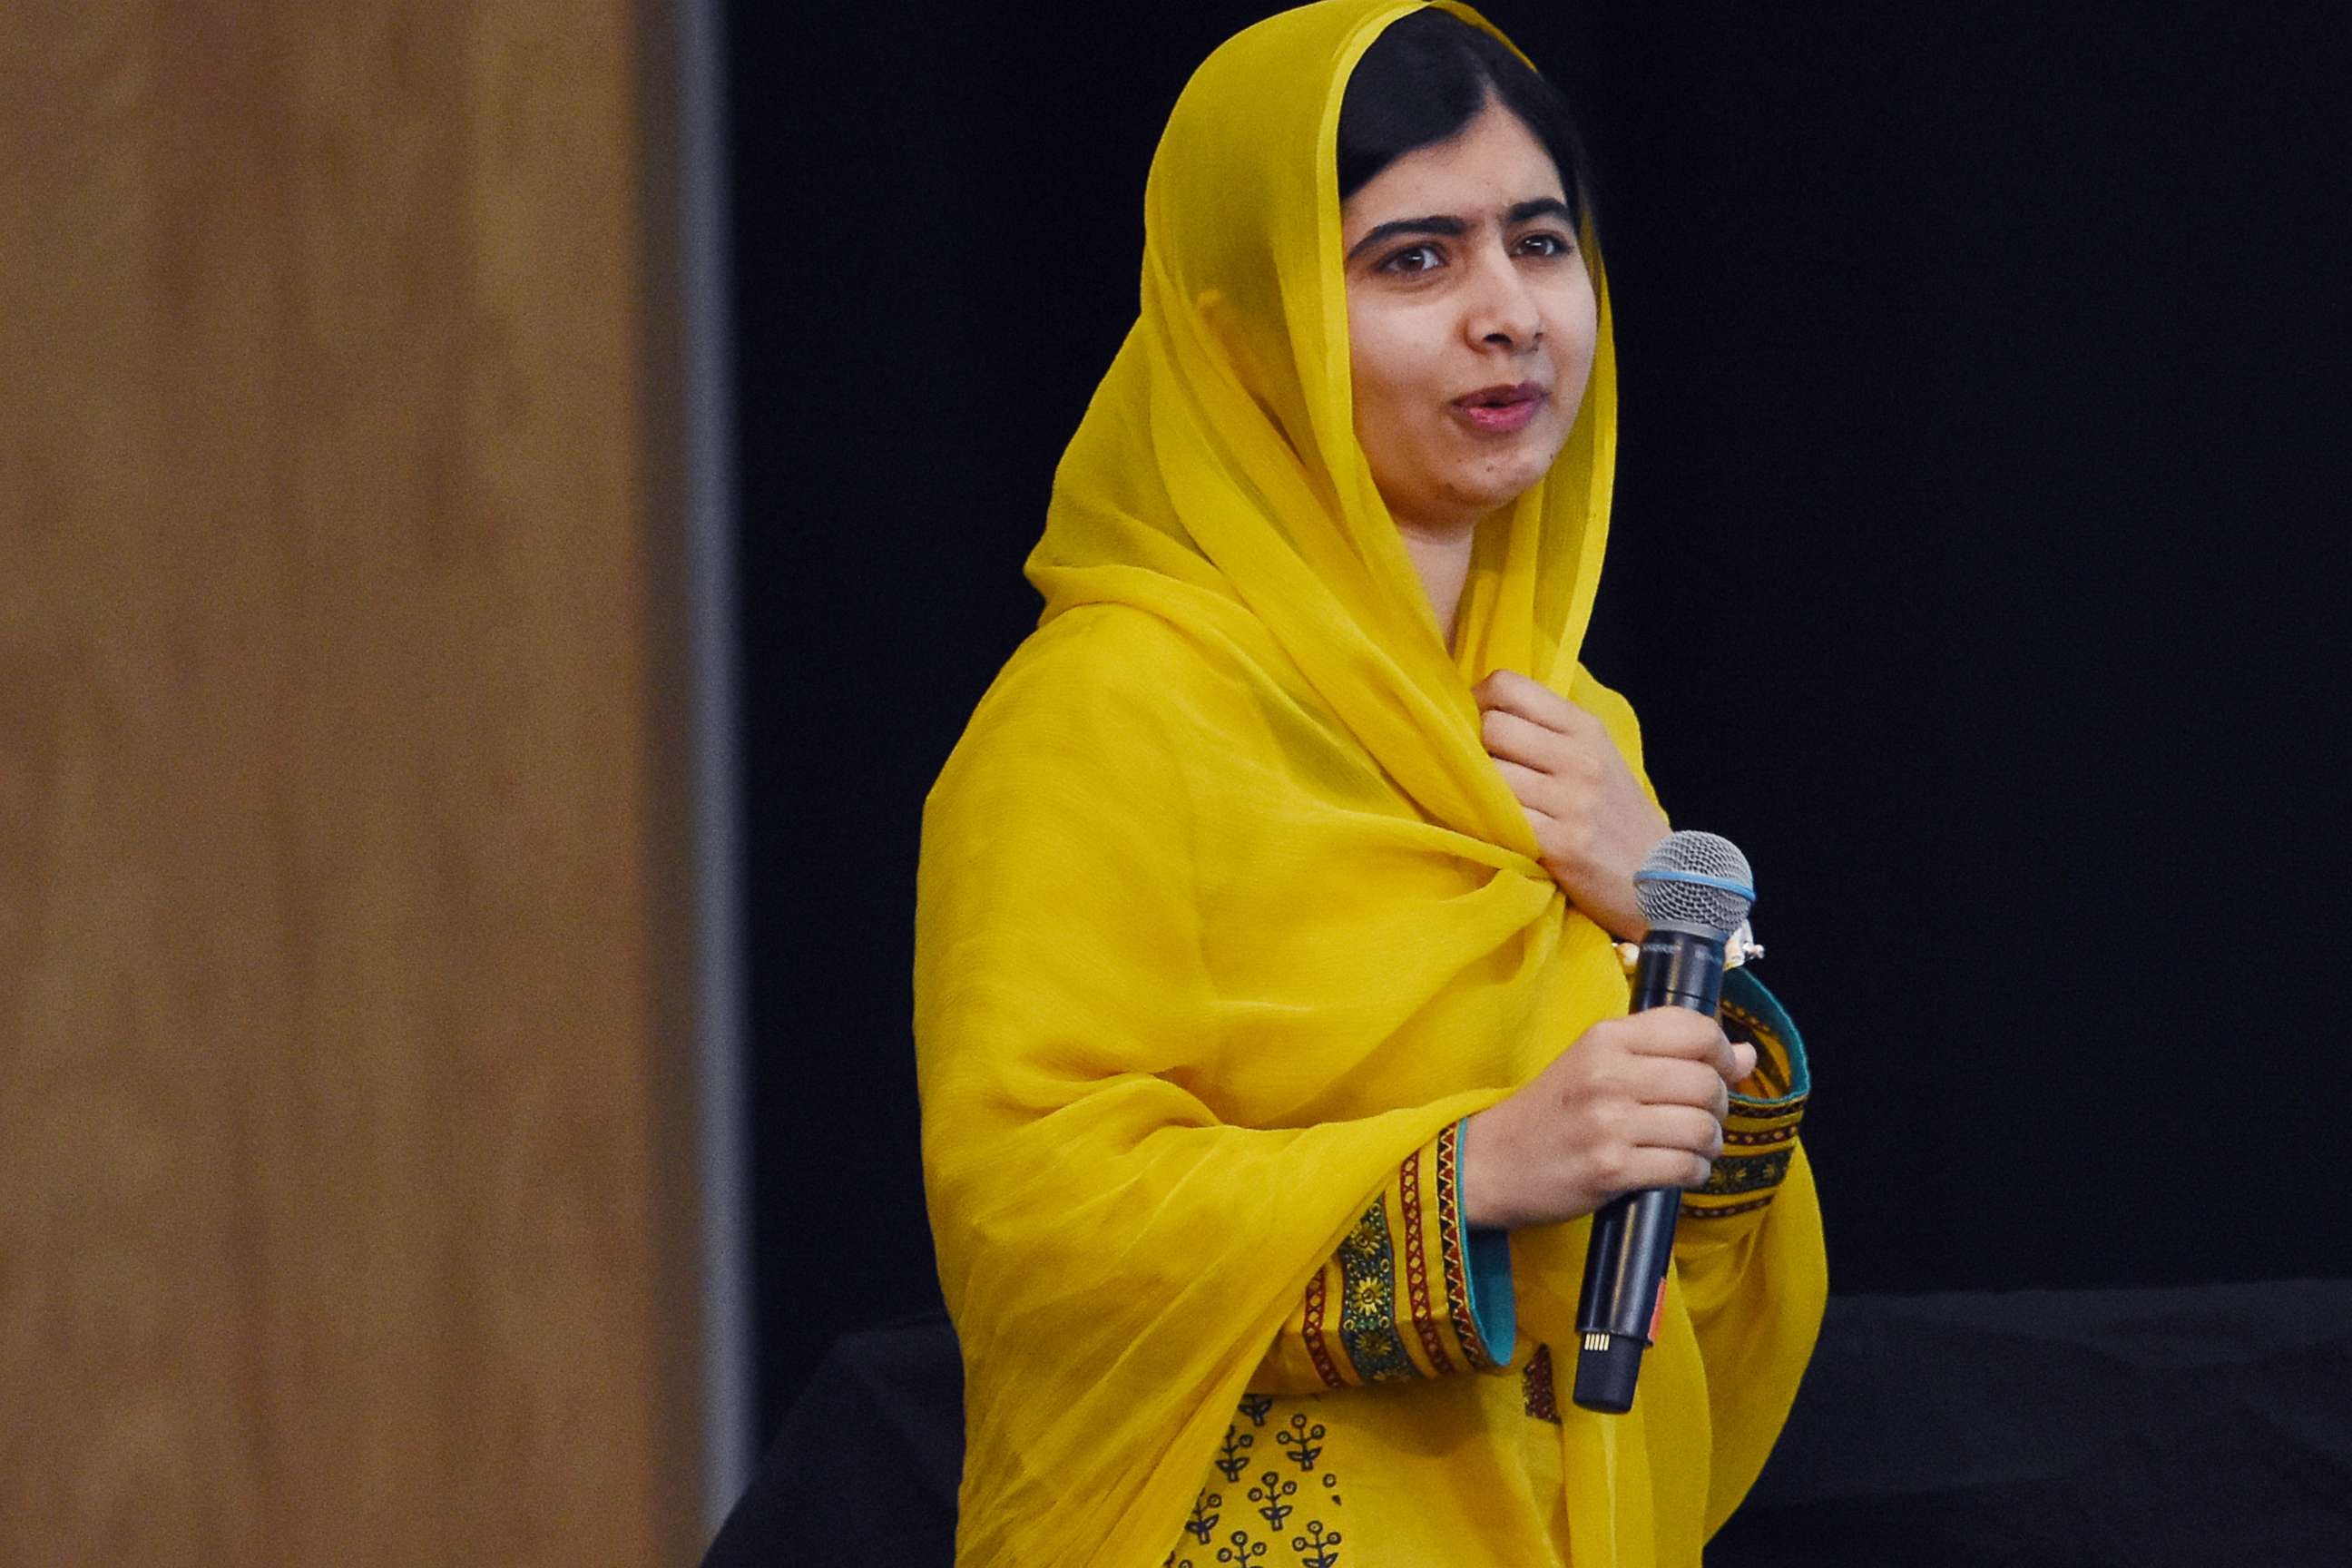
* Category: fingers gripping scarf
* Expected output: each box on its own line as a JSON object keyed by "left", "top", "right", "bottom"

{"left": 916, "top": 5, "right": 1820, "bottom": 1563}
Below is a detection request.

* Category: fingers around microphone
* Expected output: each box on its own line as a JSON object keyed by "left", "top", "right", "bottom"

{"left": 1627, "top": 1053, "right": 1740, "bottom": 1128}
{"left": 1613, "top": 1145, "right": 1719, "bottom": 1196}
{"left": 1613, "top": 1106, "right": 1724, "bottom": 1196}
{"left": 1615, "top": 1012, "right": 1755, "bottom": 1087}
{"left": 1637, "top": 1103, "right": 1725, "bottom": 1160}
{"left": 1614, "top": 1010, "right": 1725, "bottom": 1059}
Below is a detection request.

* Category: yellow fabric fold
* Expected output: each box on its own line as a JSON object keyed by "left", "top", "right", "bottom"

{"left": 915, "top": 4, "right": 1825, "bottom": 1563}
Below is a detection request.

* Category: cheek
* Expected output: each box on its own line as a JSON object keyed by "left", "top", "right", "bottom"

{"left": 1348, "top": 309, "right": 1445, "bottom": 474}
{"left": 1347, "top": 320, "right": 1416, "bottom": 426}
{"left": 1543, "top": 284, "right": 1601, "bottom": 400}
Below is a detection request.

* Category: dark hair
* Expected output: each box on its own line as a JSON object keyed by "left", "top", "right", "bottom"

{"left": 1337, "top": 8, "right": 1595, "bottom": 231}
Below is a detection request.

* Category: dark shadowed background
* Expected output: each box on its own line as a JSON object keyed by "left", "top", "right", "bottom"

{"left": 728, "top": 0, "right": 2347, "bottom": 1438}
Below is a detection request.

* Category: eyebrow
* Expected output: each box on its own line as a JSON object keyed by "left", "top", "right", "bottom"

{"left": 1345, "top": 197, "right": 1574, "bottom": 261}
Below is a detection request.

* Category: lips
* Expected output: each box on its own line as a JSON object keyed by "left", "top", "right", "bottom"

{"left": 1451, "top": 381, "right": 1546, "bottom": 435}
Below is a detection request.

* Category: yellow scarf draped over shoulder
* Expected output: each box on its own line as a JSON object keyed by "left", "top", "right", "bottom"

{"left": 916, "top": 4, "right": 1822, "bottom": 1563}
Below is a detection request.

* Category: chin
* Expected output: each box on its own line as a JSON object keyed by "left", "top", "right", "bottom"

{"left": 1449, "top": 456, "right": 1550, "bottom": 515}
{"left": 1487, "top": 427, "right": 1573, "bottom": 504}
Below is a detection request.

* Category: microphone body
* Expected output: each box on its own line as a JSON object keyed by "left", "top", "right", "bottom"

{"left": 1572, "top": 832, "right": 1754, "bottom": 1415}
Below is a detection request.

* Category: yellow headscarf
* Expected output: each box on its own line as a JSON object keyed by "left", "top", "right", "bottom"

{"left": 916, "top": 4, "right": 1822, "bottom": 1563}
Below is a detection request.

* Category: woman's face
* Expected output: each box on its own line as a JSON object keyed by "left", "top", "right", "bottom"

{"left": 1339, "top": 99, "right": 1598, "bottom": 539}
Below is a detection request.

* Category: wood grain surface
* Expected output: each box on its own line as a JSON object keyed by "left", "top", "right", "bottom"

{"left": 0, "top": 4, "right": 704, "bottom": 1563}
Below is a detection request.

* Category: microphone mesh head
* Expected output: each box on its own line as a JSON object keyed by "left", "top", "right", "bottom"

{"left": 1632, "top": 831, "right": 1755, "bottom": 936}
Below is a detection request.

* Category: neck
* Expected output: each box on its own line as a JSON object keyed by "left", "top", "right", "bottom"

{"left": 1394, "top": 514, "right": 1480, "bottom": 652}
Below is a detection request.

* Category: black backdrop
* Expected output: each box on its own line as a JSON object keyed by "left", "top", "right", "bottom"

{"left": 729, "top": 1, "right": 2347, "bottom": 1436}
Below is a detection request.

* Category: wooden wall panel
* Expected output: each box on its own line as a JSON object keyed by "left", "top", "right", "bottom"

{"left": 0, "top": 4, "right": 702, "bottom": 1563}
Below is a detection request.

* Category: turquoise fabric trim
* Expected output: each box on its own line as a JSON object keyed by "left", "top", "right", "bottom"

{"left": 1455, "top": 1117, "right": 1517, "bottom": 1358}
{"left": 1721, "top": 965, "right": 1809, "bottom": 1105}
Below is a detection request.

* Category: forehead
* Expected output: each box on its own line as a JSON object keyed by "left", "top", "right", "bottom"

{"left": 1338, "top": 103, "right": 1564, "bottom": 229}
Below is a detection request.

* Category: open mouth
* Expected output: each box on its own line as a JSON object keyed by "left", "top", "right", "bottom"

{"left": 1460, "top": 386, "right": 1540, "bottom": 407}
{"left": 1452, "top": 384, "right": 1545, "bottom": 433}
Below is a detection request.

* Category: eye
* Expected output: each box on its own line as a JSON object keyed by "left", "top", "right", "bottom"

{"left": 1514, "top": 230, "right": 1577, "bottom": 259}
{"left": 1377, "top": 243, "right": 1446, "bottom": 275}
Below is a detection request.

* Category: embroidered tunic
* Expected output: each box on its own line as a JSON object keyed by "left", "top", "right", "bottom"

{"left": 913, "top": 5, "right": 1828, "bottom": 1563}
{"left": 1161, "top": 974, "right": 1811, "bottom": 1566}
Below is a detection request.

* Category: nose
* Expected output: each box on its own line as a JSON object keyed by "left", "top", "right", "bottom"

{"left": 1462, "top": 241, "right": 1544, "bottom": 352}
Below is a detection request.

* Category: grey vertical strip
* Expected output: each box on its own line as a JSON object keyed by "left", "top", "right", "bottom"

{"left": 676, "top": 0, "right": 753, "bottom": 1532}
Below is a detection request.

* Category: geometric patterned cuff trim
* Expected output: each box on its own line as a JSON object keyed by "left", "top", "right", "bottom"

{"left": 1681, "top": 1191, "right": 1779, "bottom": 1221}
{"left": 1687, "top": 967, "right": 1810, "bottom": 1221}
{"left": 1720, "top": 965, "right": 1809, "bottom": 1117}
{"left": 1442, "top": 1121, "right": 1511, "bottom": 1370}
{"left": 1692, "top": 1142, "right": 1793, "bottom": 1198}
{"left": 1294, "top": 1127, "right": 1510, "bottom": 1383}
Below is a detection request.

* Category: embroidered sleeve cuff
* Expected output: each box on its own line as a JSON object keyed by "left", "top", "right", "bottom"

{"left": 1682, "top": 965, "right": 1810, "bottom": 1223}
{"left": 1281, "top": 1123, "right": 1514, "bottom": 1388}
{"left": 1449, "top": 1119, "right": 1514, "bottom": 1368}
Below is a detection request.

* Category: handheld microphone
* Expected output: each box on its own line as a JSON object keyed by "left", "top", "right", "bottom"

{"left": 1571, "top": 830, "right": 1756, "bottom": 1415}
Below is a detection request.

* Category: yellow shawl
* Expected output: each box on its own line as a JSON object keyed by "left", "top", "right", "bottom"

{"left": 915, "top": 4, "right": 1824, "bottom": 1563}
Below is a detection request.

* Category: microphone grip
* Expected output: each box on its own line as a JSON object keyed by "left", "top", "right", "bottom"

{"left": 1572, "top": 1187, "right": 1681, "bottom": 1413}
{"left": 1572, "top": 926, "right": 1728, "bottom": 1414}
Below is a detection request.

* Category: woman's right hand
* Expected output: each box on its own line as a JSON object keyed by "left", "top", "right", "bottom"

{"left": 1458, "top": 1011, "right": 1757, "bottom": 1231}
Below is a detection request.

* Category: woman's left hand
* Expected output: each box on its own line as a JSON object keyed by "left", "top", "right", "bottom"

{"left": 1475, "top": 669, "right": 1669, "bottom": 940}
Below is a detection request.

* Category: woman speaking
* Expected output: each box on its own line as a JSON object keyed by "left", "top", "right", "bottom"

{"left": 914, "top": 5, "right": 1824, "bottom": 1563}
